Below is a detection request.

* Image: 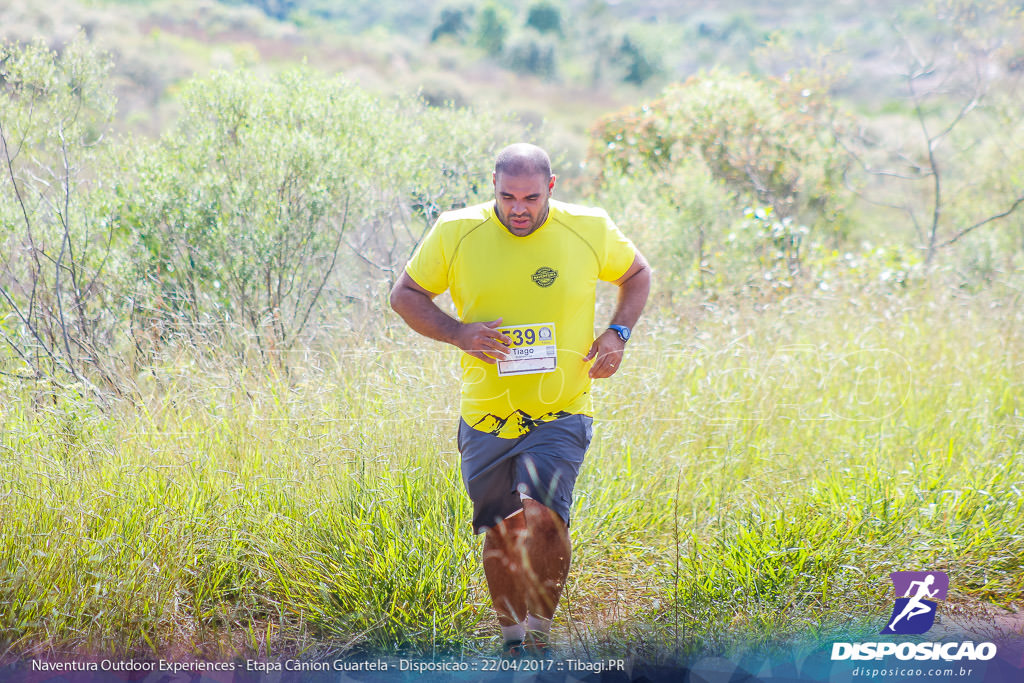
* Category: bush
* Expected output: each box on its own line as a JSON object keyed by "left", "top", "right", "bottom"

{"left": 504, "top": 28, "right": 558, "bottom": 79}
{"left": 593, "top": 70, "right": 851, "bottom": 229}
{"left": 0, "top": 38, "right": 127, "bottom": 390}
{"left": 430, "top": 5, "right": 473, "bottom": 44}
{"left": 588, "top": 71, "right": 856, "bottom": 293}
{"left": 0, "top": 46, "right": 521, "bottom": 385}
{"left": 121, "top": 65, "right": 514, "bottom": 361}
{"left": 525, "top": 0, "right": 563, "bottom": 35}
{"left": 474, "top": 1, "right": 510, "bottom": 56}
{"left": 615, "top": 34, "right": 658, "bottom": 86}
{"left": 593, "top": 158, "right": 732, "bottom": 298}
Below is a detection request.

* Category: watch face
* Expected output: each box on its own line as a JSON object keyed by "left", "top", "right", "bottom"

{"left": 611, "top": 325, "right": 630, "bottom": 341}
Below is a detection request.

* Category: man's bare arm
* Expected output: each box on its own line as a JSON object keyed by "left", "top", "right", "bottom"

{"left": 389, "top": 271, "right": 512, "bottom": 364}
{"left": 610, "top": 251, "right": 652, "bottom": 328}
{"left": 584, "top": 252, "right": 652, "bottom": 378}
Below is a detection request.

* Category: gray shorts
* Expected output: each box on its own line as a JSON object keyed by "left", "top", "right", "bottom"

{"left": 457, "top": 414, "right": 594, "bottom": 534}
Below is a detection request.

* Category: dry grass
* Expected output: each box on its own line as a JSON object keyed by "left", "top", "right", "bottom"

{"left": 1, "top": 286, "right": 1021, "bottom": 663}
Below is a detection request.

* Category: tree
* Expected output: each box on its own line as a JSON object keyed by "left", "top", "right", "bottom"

{"left": 525, "top": 0, "right": 563, "bottom": 35}
{"left": 616, "top": 34, "right": 658, "bottom": 86}
{"left": 250, "top": 0, "right": 297, "bottom": 21}
{"left": 505, "top": 29, "right": 558, "bottom": 79}
{"left": 431, "top": 5, "right": 473, "bottom": 43}
{"left": 0, "top": 38, "right": 123, "bottom": 391}
{"left": 474, "top": 1, "right": 510, "bottom": 56}
{"left": 842, "top": 0, "right": 1024, "bottom": 264}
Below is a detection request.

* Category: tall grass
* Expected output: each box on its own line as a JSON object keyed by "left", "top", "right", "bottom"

{"left": 0, "top": 287, "right": 1021, "bottom": 662}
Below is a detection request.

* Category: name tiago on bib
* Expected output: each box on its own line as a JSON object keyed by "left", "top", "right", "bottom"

{"left": 495, "top": 322, "right": 557, "bottom": 376}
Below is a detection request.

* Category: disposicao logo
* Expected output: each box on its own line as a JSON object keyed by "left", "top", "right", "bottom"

{"left": 831, "top": 571, "right": 998, "bottom": 663}
{"left": 882, "top": 570, "right": 948, "bottom": 635}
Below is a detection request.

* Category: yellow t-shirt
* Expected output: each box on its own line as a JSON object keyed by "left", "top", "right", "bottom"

{"left": 405, "top": 199, "right": 636, "bottom": 437}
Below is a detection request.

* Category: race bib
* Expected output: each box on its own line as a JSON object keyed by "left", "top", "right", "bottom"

{"left": 496, "top": 322, "right": 557, "bottom": 376}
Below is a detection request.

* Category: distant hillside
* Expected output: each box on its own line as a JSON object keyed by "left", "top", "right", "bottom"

{"left": 2, "top": 0, "right": 1019, "bottom": 174}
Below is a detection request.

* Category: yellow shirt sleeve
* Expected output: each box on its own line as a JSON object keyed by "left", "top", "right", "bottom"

{"left": 405, "top": 220, "right": 449, "bottom": 295}
{"left": 597, "top": 214, "right": 638, "bottom": 282}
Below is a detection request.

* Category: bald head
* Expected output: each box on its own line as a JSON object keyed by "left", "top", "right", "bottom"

{"left": 494, "top": 143, "right": 552, "bottom": 180}
{"left": 492, "top": 143, "right": 556, "bottom": 236}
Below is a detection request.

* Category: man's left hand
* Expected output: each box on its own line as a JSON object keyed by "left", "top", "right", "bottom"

{"left": 584, "top": 329, "right": 626, "bottom": 379}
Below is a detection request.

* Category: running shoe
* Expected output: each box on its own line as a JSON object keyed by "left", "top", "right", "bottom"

{"left": 525, "top": 631, "right": 551, "bottom": 658}
{"left": 501, "top": 638, "right": 526, "bottom": 659}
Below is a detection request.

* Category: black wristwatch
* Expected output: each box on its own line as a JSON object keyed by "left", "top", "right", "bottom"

{"left": 608, "top": 324, "right": 631, "bottom": 342}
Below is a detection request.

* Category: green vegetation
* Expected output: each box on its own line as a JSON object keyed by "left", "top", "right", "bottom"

{"left": 1, "top": 0, "right": 1023, "bottom": 666}
{"left": 0, "top": 288, "right": 1021, "bottom": 660}
{"left": 123, "top": 65, "right": 505, "bottom": 360}
{"left": 0, "top": 39, "right": 512, "bottom": 385}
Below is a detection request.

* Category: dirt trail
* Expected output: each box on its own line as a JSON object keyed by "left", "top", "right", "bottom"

{"left": 930, "top": 601, "right": 1024, "bottom": 666}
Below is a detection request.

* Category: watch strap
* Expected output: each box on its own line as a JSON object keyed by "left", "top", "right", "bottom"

{"left": 608, "top": 324, "right": 631, "bottom": 342}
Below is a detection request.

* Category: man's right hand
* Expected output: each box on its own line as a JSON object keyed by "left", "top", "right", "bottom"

{"left": 455, "top": 318, "right": 512, "bottom": 364}
{"left": 390, "top": 274, "right": 511, "bottom": 363}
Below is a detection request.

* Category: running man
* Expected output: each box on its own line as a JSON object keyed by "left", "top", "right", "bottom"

{"left": 389, "top": 143, "right": 650, "bottom": 657}
{"left": 888, "top": 573, "right": 939, "bottom": 632}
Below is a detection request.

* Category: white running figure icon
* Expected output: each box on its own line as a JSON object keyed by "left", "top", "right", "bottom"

{"left": 888, "top": 573, "right": 939, "bottom": 631}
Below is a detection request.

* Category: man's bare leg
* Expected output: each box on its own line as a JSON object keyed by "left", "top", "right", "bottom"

{"left": 522, "top": 497, "right": 571, "bottom": 652}
{"left": 482, "top": 499, "right": 571, "bottom": 653}
{"left": 483, "top": 511, "right": 528, "bottom": 632}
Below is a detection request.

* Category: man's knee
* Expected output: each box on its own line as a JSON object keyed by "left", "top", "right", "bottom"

{"left": 522, "top": 498, "right": 568, "bottom": 538}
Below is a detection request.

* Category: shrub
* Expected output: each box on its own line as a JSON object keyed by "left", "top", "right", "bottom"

{"left": 588, "top": 70, "right": 855, "bottom": 293}
{"left": 504, "top": 28, "right": 558, "bottom": 79}
{"left": 430, "top": 5, "right": 473, "bottom": 44}
{"left": 592, "top": 70, "right": 851, "bottom": 230}
{"left": 525, "top": 0, "right": 563, "bottom": 36}
{"left": 615, "top": 34, "right": 658, "bottom": 86}
{"left": 0, "top": 38, "right": 127, "bottom": 390}
{"left": 121, "top": 65, "right": 513, "bottom": 360}
{"left": 474, "top": 1, "right": 511, "bottom": 56}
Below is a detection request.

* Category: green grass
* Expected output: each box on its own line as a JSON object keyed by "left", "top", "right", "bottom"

{"left": 0, "top": 287, "right": 1021, "bottom": 663}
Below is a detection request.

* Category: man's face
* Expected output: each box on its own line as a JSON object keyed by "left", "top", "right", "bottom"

{"left": 493, "top": 171, "right": 555, "bottom": 237}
